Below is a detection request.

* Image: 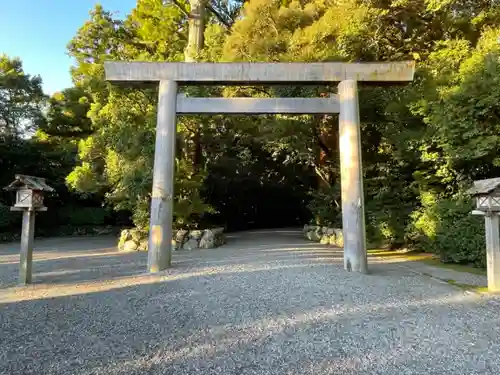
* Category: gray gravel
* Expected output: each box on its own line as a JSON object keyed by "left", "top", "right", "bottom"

{"left": 395, "top": 260, "right": 488, "bottom": 287}
{"left": 1, "top": 229, "right": 500, "bottom": 375}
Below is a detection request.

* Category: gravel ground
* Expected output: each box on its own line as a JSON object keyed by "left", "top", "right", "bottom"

{"left": 394, "top": 260, "right": 487, "bottom": 287}
{"left": 1, "top": 229, "right": 500, "bottom": 375}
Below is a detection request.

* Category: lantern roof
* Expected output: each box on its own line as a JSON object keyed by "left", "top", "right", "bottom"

{"left": 467, "top": 178, "right": 500, "bottom": 196}
{"left": 4, "top": 175, "right": 55, "bottom": 192}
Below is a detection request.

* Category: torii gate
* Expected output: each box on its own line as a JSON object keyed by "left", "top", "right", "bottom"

{"left": 104, "top": 61, "right": 415, "bottom": 274}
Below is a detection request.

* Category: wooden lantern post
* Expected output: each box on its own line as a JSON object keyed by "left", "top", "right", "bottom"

{"left": 468, "top": 178, "right": 500, "bottom": 291}
{"left": 4, "top": 175, "right": 54, "bottom": 285}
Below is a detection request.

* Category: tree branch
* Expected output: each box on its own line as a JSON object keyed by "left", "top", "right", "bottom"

{"left": 169, "top": 0, "right": 189, "bottom": 17}
{"left": 311, "top": 122, "right": 332, "bottom": 158}
{"left": 251, "top": 87, "right": 271, "bottom": 97}
{"left": 317, "top": 138, "right": 331, "bottom": 158}
{"left": 312, "top": 162, "right": 332, "bottom": 189}
{"left": 206, "top": 3, "right": 232, "bottom": 28}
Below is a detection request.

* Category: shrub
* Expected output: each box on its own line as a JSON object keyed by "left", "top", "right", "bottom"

{"left": 0, "top": 203, "right": 12, "bottom": 229}
{"left": 307, "top": 186, "right": 342, "bottom": 227}
{"left": 56, "top": 206, "right": 111, "bottom": 227}
{"left": 408, "top": 193, "right": 486, "bottom": 268}
{"left": 365, "top": 200, "right": 414, "bottom": 248}
{"left": 434, "top": 213, "right": 485, "bottom": 267}
{"left": 0, "top": 202, "right": 21, "bottom": 234}
{"left": 307, "top": 185, "right": 413, "bottom": 248}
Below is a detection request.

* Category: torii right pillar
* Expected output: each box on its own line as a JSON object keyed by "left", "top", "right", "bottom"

{"left": 338, "top": 80, "right": 367, "bottom": 273}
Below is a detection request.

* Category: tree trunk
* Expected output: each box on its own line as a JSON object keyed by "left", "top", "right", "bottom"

{"left": 314, "top": 114, "right": 337, "bottom": 190}
{"left": 185, "top": 0, "right": 206, "bottom": 62}
{"left": 185, "top": 0, "right": 206, "bottom": 170}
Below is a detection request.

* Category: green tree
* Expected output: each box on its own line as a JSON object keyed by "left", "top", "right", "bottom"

{"left": 60, "top": 0, "right": 500, "bottom": 262}
{"left": 220, "top": 0, "right": 500, "bottom": 245}
{"left": 0, "top": 55, "right": 46, "bottom": 137}
{"left": 66, "top": 1, "right": 213, "bottom": 230}
{"left": 42, "top": 87, "right": 93, "bottom": 138}
{"left": 424, "top": 27, "right": 500, "bottom": 181}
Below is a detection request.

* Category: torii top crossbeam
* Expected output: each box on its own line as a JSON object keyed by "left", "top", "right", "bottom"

{"left": 104, "top": 61, "right": 415, "bottom": 85}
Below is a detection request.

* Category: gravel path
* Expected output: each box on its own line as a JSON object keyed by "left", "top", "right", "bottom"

{"left": 395, "top": 260, "right": 488, "bottom": 287}
{"left": 1, "top": 230, "right": 500, "bottom": 375}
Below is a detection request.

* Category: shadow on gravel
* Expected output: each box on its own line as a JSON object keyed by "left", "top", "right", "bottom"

{"left": 0, "top": 236, "right": 118, "bottom": 254}
{"left": 0, "top": 252, "right": 145, "bottom": 288}
{"left": 0, "top": 258, "right": 495, "bottom": 375}
{"left": 0, "top": 234, "right": 342, "bottom": 288}
{"left": 3, "top": 232, "right": 498, "bottom": 374}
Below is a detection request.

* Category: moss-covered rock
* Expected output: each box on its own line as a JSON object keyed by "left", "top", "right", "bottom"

{"left": 303, "top": 225, "right": 343, "bottom": 247}
{"left": 117, "top": 227, "right": 226, "bottom": 252}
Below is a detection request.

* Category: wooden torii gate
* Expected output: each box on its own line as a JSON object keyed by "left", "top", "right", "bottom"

{"left": 104, "top": 61, "right": 415, "bottom": 274}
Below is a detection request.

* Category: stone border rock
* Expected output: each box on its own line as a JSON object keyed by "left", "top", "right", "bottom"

{"left": 118, "top": 227, "right": 226, "bottom": 252}
{"left": 303, "top": 225, "right": 343, "bottom": 247}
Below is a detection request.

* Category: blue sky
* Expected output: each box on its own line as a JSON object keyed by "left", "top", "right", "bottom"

{"left": 0, "top": 0, "right": 136, "bottom": 95}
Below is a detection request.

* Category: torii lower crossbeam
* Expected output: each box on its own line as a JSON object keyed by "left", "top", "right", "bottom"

{"left": 176, "top": 96, "right": 340, "bottom": 114}
{"left": 104, "top": 61, "right": 415, "bottom": 274}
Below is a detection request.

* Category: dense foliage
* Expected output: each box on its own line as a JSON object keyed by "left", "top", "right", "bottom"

{"left": 0, "top": 56, "right": 123, "bottom": 240}
{"left": 3, "top": 0, "right": 500, "bottom": 267}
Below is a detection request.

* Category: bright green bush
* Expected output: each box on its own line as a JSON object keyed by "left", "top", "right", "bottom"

{"left": 409, "top": 194, "right": 486, "bottom": 268}
{"left": 434, "top": 213, "right": 485, "bottom": 267}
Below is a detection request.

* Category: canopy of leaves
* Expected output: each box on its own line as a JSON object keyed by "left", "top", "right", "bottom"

{"left": 0, "top": 55, "right": 46, "bottom": 138}
{"left": 42, "top": 87, "right": 93, "bottom": 138}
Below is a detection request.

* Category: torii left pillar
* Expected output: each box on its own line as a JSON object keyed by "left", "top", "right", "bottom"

{"left": 147, "top": 80, "right": 178, "bottom": 272}
{"left": 338, "top": 80, "right": 367, "bottom": 273}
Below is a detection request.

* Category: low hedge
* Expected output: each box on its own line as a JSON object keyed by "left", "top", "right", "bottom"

{"left": 409, "top": 194, "right": 486, "bottom": 268}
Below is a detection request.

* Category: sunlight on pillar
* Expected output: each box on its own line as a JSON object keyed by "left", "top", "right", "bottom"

{"left": 152, "top": 225, "right": 162, "bottom": 246}
{"left": 339, "top": 125, "right": 356, "bottom": 196}
{"left": 339, "top": 126, "right": 354, "bottom": 168}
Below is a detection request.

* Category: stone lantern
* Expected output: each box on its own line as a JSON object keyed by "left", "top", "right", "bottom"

{"left": 468, "top": 178, "right": 500, "bottom": 291}
{"left": 469, "top": 177, "right": 500, "bottom": 214}
{"left": 4, "top": 175, "right": 54, "bottom": 284}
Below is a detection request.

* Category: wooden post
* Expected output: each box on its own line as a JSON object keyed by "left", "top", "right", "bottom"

{"left": 485, "top": 214, "right": 500, "bottom": 291}
{"left": 19, "top": 210, "right": 35, "bottom": 284}
{"left": 147, "top": 80, "right": 178, "bottom": 272}
{"left": 338, "top": 80, "right": 368, "bottom": 273}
